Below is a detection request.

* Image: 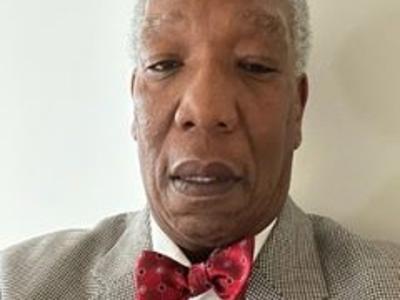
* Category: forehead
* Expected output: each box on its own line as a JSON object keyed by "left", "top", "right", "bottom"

{"left": 141, "top": 0, "right": 290, "bottom": 40}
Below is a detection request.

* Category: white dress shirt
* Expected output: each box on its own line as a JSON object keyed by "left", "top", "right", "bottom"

{"left": 150, "top": 216, "right": 276, "bottom": 300}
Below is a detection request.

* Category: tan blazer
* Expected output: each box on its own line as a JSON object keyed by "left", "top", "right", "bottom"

{"left": 1, "top": 199, "right": 399, "bottom": 299}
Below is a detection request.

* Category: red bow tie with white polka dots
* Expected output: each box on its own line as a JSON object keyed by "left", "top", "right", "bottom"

{"left": 134, "top": 237, "right": 254, "bottom": 300}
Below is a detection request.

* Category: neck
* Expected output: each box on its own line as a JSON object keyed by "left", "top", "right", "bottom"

{"left": 180, "top": 247, "right": 214, "bottom": 264}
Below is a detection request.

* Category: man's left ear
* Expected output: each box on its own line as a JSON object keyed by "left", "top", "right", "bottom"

{"left": 293, "top": 74, "right": 309, "bottom": 150}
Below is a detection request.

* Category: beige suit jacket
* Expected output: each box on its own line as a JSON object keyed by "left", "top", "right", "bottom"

{"left": 1, "top": 199, "right": 399, "bottom": 299}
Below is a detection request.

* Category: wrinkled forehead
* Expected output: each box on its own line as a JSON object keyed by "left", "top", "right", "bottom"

{"left": 140, "top": 0, "right": 291, "bottom": 41}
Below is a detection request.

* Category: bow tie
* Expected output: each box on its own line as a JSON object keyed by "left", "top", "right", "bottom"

{"left": 134, "top": 237, "right": 254, "bottom": 300}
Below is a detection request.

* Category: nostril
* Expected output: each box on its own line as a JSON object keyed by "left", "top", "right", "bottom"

{"left": 183, "top": 120, "right": 195, "bottom": 130}
{"left": 217, "top": 121, "right": 228, "bottom": 128}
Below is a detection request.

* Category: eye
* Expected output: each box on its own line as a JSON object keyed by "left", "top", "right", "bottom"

{"left": 147, "top": 60, "right": 183, "bottom": 73}
{"left": 238, "top": 61, "right": 277, "bottom": 75}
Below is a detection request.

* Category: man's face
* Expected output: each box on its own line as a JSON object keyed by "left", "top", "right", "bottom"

{"left": 132, "top": 0, "right": 307, "bottom": 251}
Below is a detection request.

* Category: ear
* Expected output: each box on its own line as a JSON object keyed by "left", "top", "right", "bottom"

{"left": 130, "top": 71, "right": 138, "bottom": 141}
{"left": 293, "top": 74, "right": 309, "bottom": 150}
{"left": 130, "top": 70, "right": 136, "bottom": 98}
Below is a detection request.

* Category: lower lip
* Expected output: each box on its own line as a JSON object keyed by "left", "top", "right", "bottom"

{"left": 170, "top": 178, "right": 240, "bottom": 198}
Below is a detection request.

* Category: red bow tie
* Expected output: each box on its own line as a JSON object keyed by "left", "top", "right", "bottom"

{"left": 134, "top": 237, "right": 254, "bottom": 300}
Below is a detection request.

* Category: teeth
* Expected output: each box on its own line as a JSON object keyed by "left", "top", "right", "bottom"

{"left": 184, "top": 176, "right": 218, "bottom": 183}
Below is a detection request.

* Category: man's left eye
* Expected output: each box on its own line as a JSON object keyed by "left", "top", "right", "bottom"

{"left": 238, "top": 61, "right": 277, "bottom": 74}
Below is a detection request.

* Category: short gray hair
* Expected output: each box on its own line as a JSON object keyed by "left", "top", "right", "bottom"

{"left": 129, "top": 0, "right": 311, "bottom": 74}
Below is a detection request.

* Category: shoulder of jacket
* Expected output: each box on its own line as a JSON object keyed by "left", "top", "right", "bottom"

{"left": 309, "top": 213, "right": 400, "bottom": 263}
{"left": 1, "top": 211, "right": 138, "bottom": 258}
{"left": 0, "top": 210, "right": 144, "bottom": 295}
{"left": 308, "top": 214, "right": 400, "bottom": 296}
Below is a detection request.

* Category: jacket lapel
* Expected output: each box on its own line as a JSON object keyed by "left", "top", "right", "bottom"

{"left": 246, "top": 266, "right": 283, "bottom": 300}
{"left": 88, "top": 207, "right": 152, "bottom": 300}
{"left": 247, "top": 198, "right": 329, "bottom": 300}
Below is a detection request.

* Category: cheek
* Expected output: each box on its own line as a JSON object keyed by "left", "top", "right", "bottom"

{"left": 243, "top": 91, "right": 292, "bottom": 179}
{"left": 253, "top": 119, "right": 288, "bottom": 184}
{"left": 134, "top": 78, "right": 177, "bottom": 193}
{"left": 247, "top": 94, "right": 290, "bottom": 148}
{"left": 134, "top": 78, "right": 177, "bottom": 150}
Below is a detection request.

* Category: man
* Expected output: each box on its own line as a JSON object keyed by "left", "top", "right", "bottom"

{"left": 1, "top": 0, "right": 399, "bottom": 299}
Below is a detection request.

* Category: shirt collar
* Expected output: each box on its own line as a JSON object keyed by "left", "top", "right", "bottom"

{"left": 150, "top": 215, "right": 276, "bottom": 267}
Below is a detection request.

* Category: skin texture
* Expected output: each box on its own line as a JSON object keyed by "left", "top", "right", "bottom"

{"left": 131, "top": 0, "right": 308, "bottom": 255}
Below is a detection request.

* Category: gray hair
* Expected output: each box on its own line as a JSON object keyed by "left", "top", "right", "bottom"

{"left": 129, "top": 0, "right": 311, "bottom": 74}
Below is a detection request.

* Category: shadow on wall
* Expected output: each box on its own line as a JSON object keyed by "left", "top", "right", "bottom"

{"left": 333, "top": 7, "right": 400, "bottom": 241}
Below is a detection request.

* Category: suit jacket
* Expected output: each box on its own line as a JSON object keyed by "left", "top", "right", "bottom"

{"left": 1, "top": 199, "right": 399, "bottom": 299}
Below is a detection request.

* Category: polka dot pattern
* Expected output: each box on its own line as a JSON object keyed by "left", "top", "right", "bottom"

{"left": 134, "top": 237, "right": 254, "bottom": 300}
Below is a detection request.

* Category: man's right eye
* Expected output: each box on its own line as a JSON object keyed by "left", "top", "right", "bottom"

{"left": 147, "top": 60, "right": 182, "bottom": 73}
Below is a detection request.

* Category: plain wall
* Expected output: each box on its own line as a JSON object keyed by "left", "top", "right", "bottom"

{"left": 1, "top": 0, "right": 399, "bottom": 249}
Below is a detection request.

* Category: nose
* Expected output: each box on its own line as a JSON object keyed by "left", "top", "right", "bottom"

{"left": 174, "top": 62, "right": 239, "bottom": 134}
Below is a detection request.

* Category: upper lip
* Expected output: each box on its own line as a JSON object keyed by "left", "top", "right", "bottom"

{"left": 170, "top": 160, "right": 242, "bottom": 181}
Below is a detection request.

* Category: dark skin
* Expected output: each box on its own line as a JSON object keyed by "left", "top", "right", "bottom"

{"left": 131, "top": 0, "right": 308, "bottom": 259}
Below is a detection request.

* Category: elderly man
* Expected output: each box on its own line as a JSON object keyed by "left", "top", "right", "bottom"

{"left": 1, "top": 0, "right": 399, "bottom": 299}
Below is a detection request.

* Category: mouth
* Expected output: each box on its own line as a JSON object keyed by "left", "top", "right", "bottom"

{"left": 169, "top": 160, "right": 243, "bottom": 197}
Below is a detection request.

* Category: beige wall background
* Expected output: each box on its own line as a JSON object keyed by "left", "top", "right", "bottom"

{"left": 0, "top": 0, "right": 399, "bottom": 249}
{"left": 293, "top": 0, "right": 400, "bottom": 243}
